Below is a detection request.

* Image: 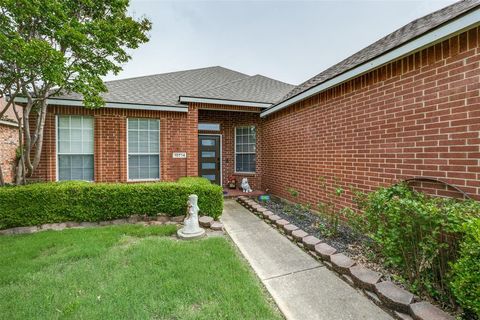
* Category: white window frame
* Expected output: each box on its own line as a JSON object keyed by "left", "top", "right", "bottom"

{"left": 234, "top": 125, "right": 256, "bottom": 174}
{"left": 56, "top": 115, "right": 94, "bottom": 182}
{"left": 126, "top": 118, "right": 161, "bottom": 181}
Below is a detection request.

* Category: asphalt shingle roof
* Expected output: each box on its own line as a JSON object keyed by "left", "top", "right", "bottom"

{"left": 278, "top": 0, "right": 480, "bottom": 104}
{"left": 56, "top": 66, "right": 293, "bottom": 106}
{"left": 185, "top": 74, "right": 295, "bottom": 103}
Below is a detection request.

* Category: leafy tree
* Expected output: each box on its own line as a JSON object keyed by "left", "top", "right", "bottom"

{"left": 0, "top": 0, "right": 151, "bottom": 184}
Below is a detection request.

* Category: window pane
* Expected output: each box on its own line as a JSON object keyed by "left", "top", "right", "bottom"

{"left": 236, "top": 154, "right": 256, "bottom": 173}
{"left": 202, "top": 174, "right": 216, "bottom": 181}
{"left": 202, "top": 163, "right": 216, "bottom": 169}
{"left": 127, "top": 118, "right": 160, "bottom": 180}
{"left": 202, "top": 151, "right": 215, "bottom": 157}
{"left": 198, "top": 123, "right": 220, "bottom": 131}
{"left": 57, "top": 116, "right": 94, "bottom": 181}
{"left": 201, "top": 139, "right": 215, "bottom": 146}
{"left": 58, "top": 155, "right": 93, "bottom": 181}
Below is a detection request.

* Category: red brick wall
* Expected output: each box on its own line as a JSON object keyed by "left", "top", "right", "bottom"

{"left": 30, "top": 105, "right": 198, "bottom": 183}
{"left": 197, "top": 105, "right": 263, "bottom": 190}
{"left": 0, "top": 122, "right": 19, "bottom": 184}
{"left": 262, "top": 26, "right": 480, "bottom": 207}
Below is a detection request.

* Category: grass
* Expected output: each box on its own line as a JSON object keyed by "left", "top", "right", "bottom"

{"left": 0, "top": 225, "right": 281, "bottom": 319}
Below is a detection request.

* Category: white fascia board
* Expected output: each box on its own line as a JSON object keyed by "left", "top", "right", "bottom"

{"left": 0, "top": 119, "right": 19, "bottom": 127}
{"left": 179, "top": 96, "right": 272, "bottom": 108}
{"left": 13, "top": 97, "right": 188, "bottom": 113}
{"left": 261, "top": 8, "right": 480, "bottom": 118}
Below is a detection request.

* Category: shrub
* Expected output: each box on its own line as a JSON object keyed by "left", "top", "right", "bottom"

{"left": 450, "top": 219, "right": 480, "bottom": 317}
{"left": 0, "top": 177, "right": 223, "bottom": 229}
{"left": 352, "top": 183, "right": 480, "bottom": 305}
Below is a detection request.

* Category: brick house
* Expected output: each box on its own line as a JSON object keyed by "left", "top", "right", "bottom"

{"left": 16, "top": 0, "right": 480, "bottom": 201}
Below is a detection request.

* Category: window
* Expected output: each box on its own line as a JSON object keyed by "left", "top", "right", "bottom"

{"left": 235, "top": 126, "right": 256, "bottom": 173}
{"left": 198, "top": 123, "right": 220, "bottom": 131}
{"left": 57, "top": 115, "right": 94, "bottom": 181}
{"left": 127, "top": 118, "right": 160, "bottom": 180}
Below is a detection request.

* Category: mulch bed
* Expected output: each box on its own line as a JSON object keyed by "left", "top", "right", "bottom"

{"left": 259, "top": 197, "right": 401, "bottom": 283}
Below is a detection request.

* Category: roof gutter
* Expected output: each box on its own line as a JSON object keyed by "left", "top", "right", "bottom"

{"left": 179, "top": 96, "right": 272, "bottom": 108}
{"left": 261, "top": 7, "right": 480, "bottom": 118}
{"left": 13, "top": 97, "right": 189, "bottom": 113}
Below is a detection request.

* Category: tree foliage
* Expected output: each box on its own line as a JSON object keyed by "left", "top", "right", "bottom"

{"left": 0, "top": 0, "right": 151, "bottom": 183}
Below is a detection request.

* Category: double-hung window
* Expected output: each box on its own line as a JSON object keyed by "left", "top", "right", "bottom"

{"left": 235, "top": 126, "right": 256, "bottom": 173}
{"left": 57, "top": 115, "right": 94, "bottom": 181}
{"left": 127, "top": 118, "right": 160, "bottom": 180}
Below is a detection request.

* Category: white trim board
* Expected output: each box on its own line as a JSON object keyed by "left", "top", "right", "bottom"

{"left": 179, "top": 96, "right": 272, "bottom": 108}
{"left": 0, "top": 119, "right": 19, "bottom": 127}
{"left": 13, "top": 97, "right": 188, "bottom": 113}
{"left": 261, "top": 8, "right": 480, "bottom": 118}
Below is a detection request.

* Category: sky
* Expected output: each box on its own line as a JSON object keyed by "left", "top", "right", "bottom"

{"left": 104, "top": 0, "right": 458, "bottom": 85}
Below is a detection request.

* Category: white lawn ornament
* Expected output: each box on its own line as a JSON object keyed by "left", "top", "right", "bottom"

{"left": 241, "top": 177, "right": 253, "bottom": 193}
{"left": 177, "top": 194, "right": 205, "bottom": 239}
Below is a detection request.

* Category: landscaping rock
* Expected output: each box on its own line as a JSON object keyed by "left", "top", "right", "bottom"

{"left": 66, "top": 221, "right": 80, "bottom": 228}
{"left": 111, "top": 218, "right": 127, "bottom": 225}
{"left": 127, "top": 215, "right": 142, "bottom": 223}
{"left": 330, "top": 253, "right": 356, "bottom": 274}
{"left": 99, "top": 221, "right": 113, "bottom": 226}
{"left": 256, "top": 207, "right": 267, "bottom": 213}
{"left": 394, "top": 312, "right": 413, "bottom": 320}
{"left": 349, "top": 265, "right": 382, "bottom": 291}
{"left": 283, "top": 224, "right": 299, "bottom": 235}
{"left": 262, "top": 210, "right": 274, "bottom": 219}
{"left": 0, "top": 228, "right": 14, "bottom": 235}
{"left": 41, "top": 223, "right": 67, "bottom": 231}
{"left": 148, "top": 221, "right": 164, "bottom": 226}
{"left": 291, "top": 229, "right": 308, "bottom": 242}
{"left": 199, "top": 216, "right": 214, "bottom": 227}
{"left": 136, "top": 221, "right": 148, "bottom": 226}
{"left": 268, "top": 215, "right": 281, "bottom": 223}
{"left": 79, "top": 222, "right": 98, "bottom": 228}
{"left": 375, "top": 281, "right": 414, "bottom": 313}
{"left": 314, "top": 243, "right": 337, "bottom": 260}
{"left": 156, "top": 215, "right": 170, "bottom": 223}
{"left": 210, "top": 221, "right": 223, "bottom": 231}
{"left": 365, "top": 290, "right": 382, "bottom": 305}
{"left": 170, "top": 215, "right": 185, "bottom": 223}
{"left": 302, "top": 235, "right": 321, "bottom": 250}
{"left": 409, "top": 302, "right": 454, "bottom": 320}
{"left": 11, "top": 226, "right": 38, "bottom": 234}
{"left": 275, "top": 219, "right": 289, "bottom": 228}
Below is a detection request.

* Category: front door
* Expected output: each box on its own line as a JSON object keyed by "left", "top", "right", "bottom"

{"left": 198, "top": 135, "right": 221, "bottom": 185}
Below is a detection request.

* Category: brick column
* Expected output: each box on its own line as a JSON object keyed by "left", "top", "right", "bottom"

{"left": 186, "top": 104, "right": 198, "bottom": 177}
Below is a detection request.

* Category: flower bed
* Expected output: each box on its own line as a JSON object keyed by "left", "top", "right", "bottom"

{"left": 236, "top": 184, "right": 480, "bottom": 320}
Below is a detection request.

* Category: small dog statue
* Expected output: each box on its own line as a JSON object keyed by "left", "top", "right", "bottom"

{"left": 241, "top": 177, "right": 253, "bottom": 193}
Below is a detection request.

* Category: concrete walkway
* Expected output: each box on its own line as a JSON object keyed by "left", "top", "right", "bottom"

{"left": 221, "top": 199, "right": 393, "bottom": 320}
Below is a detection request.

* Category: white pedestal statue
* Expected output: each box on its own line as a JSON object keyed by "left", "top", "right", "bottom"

{"left": 177, "top": 194, "right": 205, "bottom": 239}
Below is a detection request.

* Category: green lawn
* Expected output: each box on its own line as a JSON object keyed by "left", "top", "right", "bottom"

{"left": 0, "top": 225, "right": 281, "bottom": 320}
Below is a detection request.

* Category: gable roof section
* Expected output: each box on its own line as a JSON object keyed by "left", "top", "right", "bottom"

{"left": 261, "top": 0, "right": 480, "bottom": 117}
{"left": 179, "top": 74, "right": 295, "bottom": 107}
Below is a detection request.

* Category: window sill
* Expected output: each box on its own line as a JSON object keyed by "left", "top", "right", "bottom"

{"left": 127, "top": 179, "right": 161, "bottom": 182}
{"left": 234, "top": 172, "right": 256, "bottom": 176}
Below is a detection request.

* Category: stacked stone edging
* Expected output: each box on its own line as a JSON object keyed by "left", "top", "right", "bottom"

{"left": 0, "top": 214, "right": 223, "bottom": 235}
{"left": 236, "top": 196, "right": 453, "bottom": 320}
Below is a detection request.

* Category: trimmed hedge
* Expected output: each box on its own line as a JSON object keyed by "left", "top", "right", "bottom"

{"left": 0, "top": 177, "right": 223, "bottom": 229}
{"left": 450, "top": 218, "right": 480, "bottom": 317}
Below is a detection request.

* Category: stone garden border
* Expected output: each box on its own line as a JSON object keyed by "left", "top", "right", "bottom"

{"left": 236, "top": 196, "right": 454, "bottom": 320}
{"left": 0, "top": 214, "right": 223, "bottom": 236}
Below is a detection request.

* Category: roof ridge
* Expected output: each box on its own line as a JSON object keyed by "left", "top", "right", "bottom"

{"left": 104, "top": 66, "right": 247, "bottom": 84}
{"left": 252, "top": 74, "right": 295, "bottom": 87}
